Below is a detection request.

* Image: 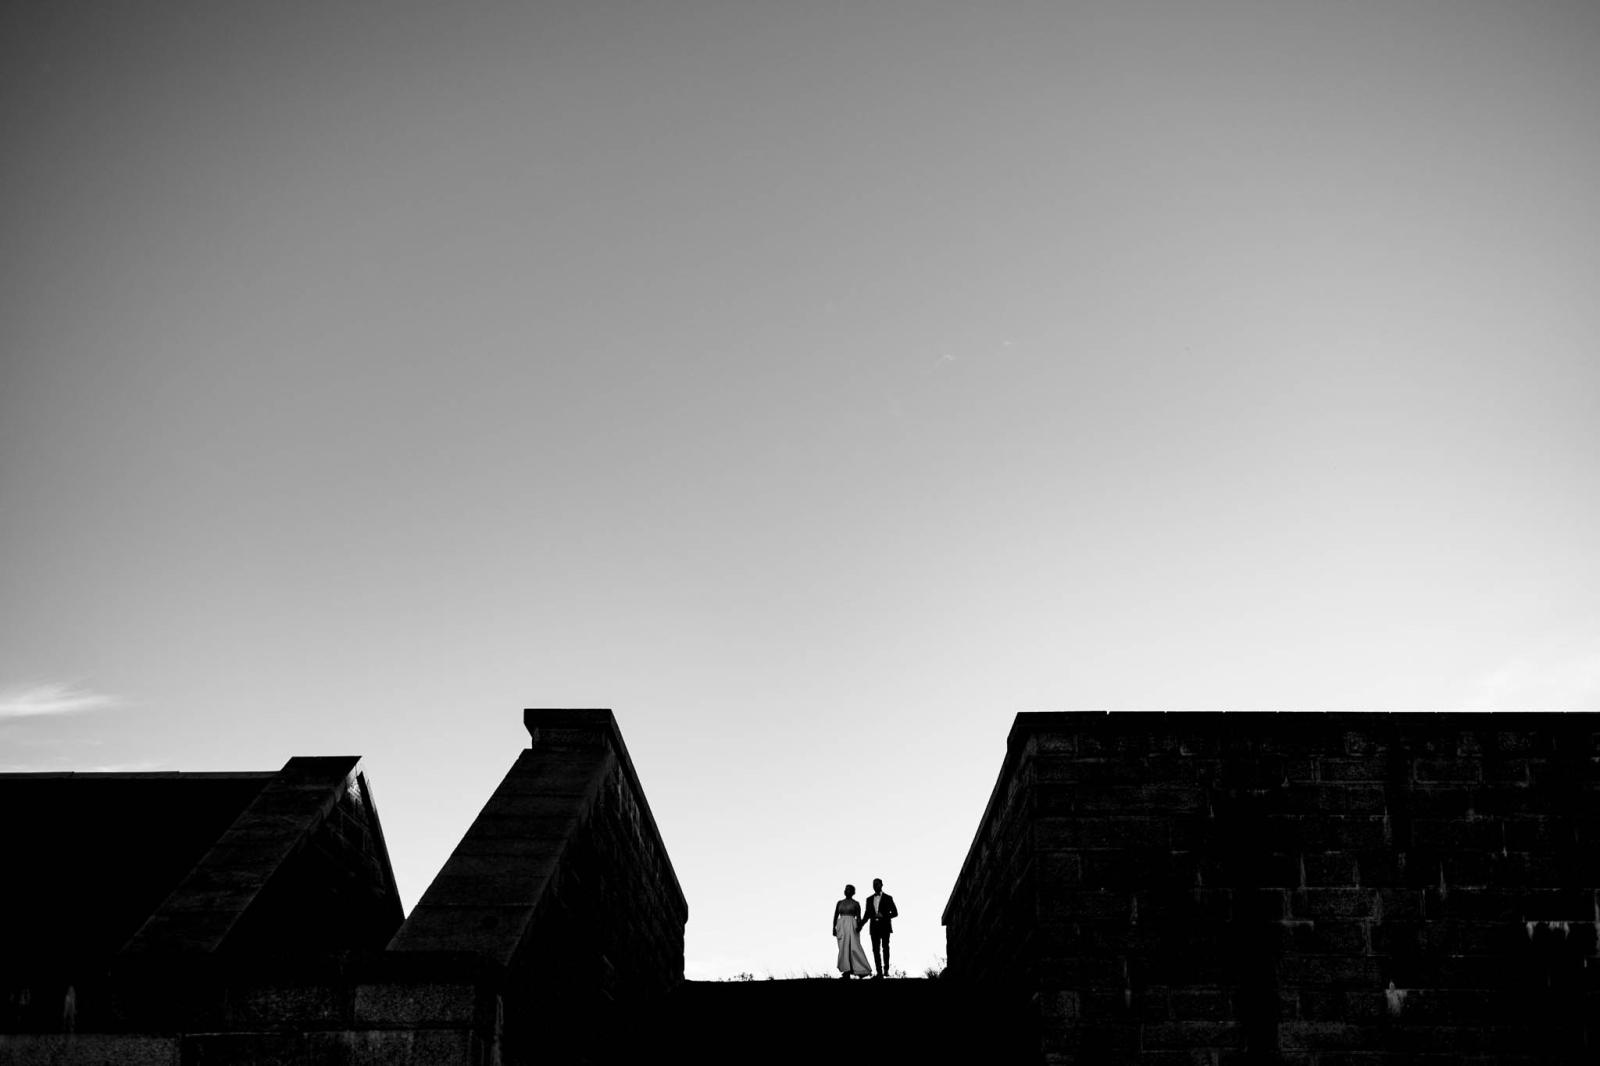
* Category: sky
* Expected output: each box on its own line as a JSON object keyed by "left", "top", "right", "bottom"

{"left": 2, "top": 0, "right": 1598, "bottom": 980}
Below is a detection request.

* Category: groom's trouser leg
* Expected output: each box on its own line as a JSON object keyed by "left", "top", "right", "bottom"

{"left": 870, "top": 930, "right": 888, "bottom": 975}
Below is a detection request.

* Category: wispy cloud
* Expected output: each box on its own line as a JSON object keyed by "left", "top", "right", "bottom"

{"left": 0, "top": 682, "right": 121, "bottom": 719}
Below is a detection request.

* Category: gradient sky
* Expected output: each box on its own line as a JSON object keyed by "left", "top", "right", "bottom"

{"left": 3, "top": 1, "right": 1598, "bottom": 979}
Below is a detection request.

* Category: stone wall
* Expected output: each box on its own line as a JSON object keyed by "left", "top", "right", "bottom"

{"left": 0, "top": 771, "right": 274, "bottom": 1024}
{"left": 123, "top": 757, "right": 404, "bottom": 958}
{"left": 2, "top": 711, "right": 686, "bottom": 1065}
{"left": 391, "top": 709, "right": 688, "bottom": 1064}
{"left": 0, "top": 952, "right": 504, "bottom": 1066}
{"left": 943, "top": 712, "right": 1600, "bottom": 1065}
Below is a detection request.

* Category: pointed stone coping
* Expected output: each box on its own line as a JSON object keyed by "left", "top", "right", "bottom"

{"left": 389, "top": 709, "right": 686, "bottom": 967}
{"left": 121, "top": 756, "right": 368, "bottom": 955}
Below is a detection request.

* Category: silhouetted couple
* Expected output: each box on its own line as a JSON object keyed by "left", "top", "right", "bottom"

{"left": 833, "top": 878, "right": 897, "bottom": 979}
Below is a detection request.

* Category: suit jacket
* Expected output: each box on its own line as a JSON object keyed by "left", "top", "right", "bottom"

{"left": 863, "top": 892, "right": 897, "bottom": 934}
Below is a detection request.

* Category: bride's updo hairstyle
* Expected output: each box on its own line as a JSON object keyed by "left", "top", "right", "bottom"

{"left": 844, "top": 884, "right": 856, "bottom": 898}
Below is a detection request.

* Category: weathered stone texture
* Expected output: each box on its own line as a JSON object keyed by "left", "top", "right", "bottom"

{"left": 0, "top": 772, "right": 274, "bottom": 1030}
{"left": 0, "top": 1033, "right": 179, "bottom": 1065}
{"left": 943, "top": 712, "right": 1600, "bottom": 1064}
{"left": 0, "top": 953, "right": 505, "bottom": 1066}
{"left": 2, "top": 710, "right": 685, "bottom": 1064}
{"left": 123, "top": 758, "right": 402, "bottom": 957}
{"left": 391, "top": 709, "right": 687, "bottom": 1063}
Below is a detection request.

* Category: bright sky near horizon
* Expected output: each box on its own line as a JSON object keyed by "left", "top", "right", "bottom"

{"left": 3, "top": 1, "right": 1598, "bottom": 980}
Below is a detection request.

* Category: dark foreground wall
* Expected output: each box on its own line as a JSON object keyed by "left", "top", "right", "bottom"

{"left": 943, "top": 712, "right": 1600, "bottom": 1065}
{"left": 1, "top": 710, "right": 685, "bottom": 1066}
{"left": 1, "top": 758, "right": 404, "bottom": 1041}
{"left": 1, "top": 951, "right": 503, "bottom": 1065}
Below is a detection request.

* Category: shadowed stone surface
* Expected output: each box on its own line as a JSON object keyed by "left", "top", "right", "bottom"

{"left": 11, "top": 709, "right": 1597, "bottom": 1064}
{"left": 1, "top": 760, "right": 402, "bottom": 1042}
{"left": 1, "top": 710, "right": 681, "bottom": 1065}
{"left": 0, "top": 771, "right": 273, "bottom": 988}
{"left": 123, "top": 756, "right": 402, "bottom": 957}
{"left": 390, "top": 709, "right": 688, "bottom": 1063}
{"left": 944, "top": 711, "right": 1600, "bottom": 1065}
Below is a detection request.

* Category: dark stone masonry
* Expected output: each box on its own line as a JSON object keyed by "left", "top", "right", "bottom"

{"left": 4, "top": 710, "right": 1597, "bottom": 1064}
{"left": 389, "top": 709, "right": 688, "bottom": 1062}
{"left": 1, "top": 710, "right": 685, "bottom": 1065}
{"left": 943, "top": 712, "right": 1600, "bottom": 1064}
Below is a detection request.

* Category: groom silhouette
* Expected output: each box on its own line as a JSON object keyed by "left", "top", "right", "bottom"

{"left": 862, "top": 878, "right": 898, "bottom": 978}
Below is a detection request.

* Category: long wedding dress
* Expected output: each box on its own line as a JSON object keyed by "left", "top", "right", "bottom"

{"left": 834, "top": 902, "right": 872, "bottom": 977}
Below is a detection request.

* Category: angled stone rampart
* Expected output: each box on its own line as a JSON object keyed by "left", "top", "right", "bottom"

{"left": 390, "top": 709, "right": 687, "bottom": 1062}
{"left": 122, "top": 756, "right": 402, "bottom": 956}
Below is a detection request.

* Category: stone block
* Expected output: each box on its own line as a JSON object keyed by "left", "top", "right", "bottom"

{"left": 1350, "top": 849, "right": 1406, "bottom": 887}
{"left": 1036, "top": 888, "right": 1133, "bottom": 921}
{"left": 433, "top": 853, "right": 560, "bottom": 883}
{"left": 180, "top": 1029, "right": 480, "bottom": 1066}
{"left": 342, "top": 1029, "right": 482, "bottom": 1066}
{"left": 475, "top": 787, "right": 593, "bottom": 823}
{"left": 445, "top": 836, "right": 571, "bottom": 861}
{"left": 1040, "top": 916, "right": 1137, "bottom": 954}
{"left": 1424, "top": 887, "right": 1590, "bottom": 922}
{"left": 1275, "top": 919, "right": 1370, "bottom": 955}
{"left": 1430, "top": 954, "right": 1520, "bottom": 989}
{"left": 1031, "top": 757, "right": 1106, "bottom": 785}
{"left": 390, "top": 905, "right": 533, "bottom": 961}
{"left": 455, "top": 811, "right": 582, "bottom": 845}
{"left": 1296, "top": 988, "right": 1386, "bottom": 1022}
{"left": 1275, "top": 955, "right": 1384, "bottom": 986}
{"left": 1167, "top": 988, "right": 1232, "bottom": 1021}
{"left": 1373, "top": 889, "right": 1424, "bottom": 921}
{"left": 1272, "top": 815, "right": 1390, "bottom": 852}
{"left": 1320, "top": 757, "right": 1392, "bottom": 783}
{"left": 1477, "top": 785, "right": 1567, "bottom": 816}
{"left": 1400, "top": 787, "right": 1474, "bottom": 819}
{"left": 1481, "top": 756, "right": 1540, "bottom": 785}
{"left": 493, "top": 759, "right": 607, "bottom": 798}
{"left": 1414, "top": 758, "right": 1483, "bottom": 784}
{"left": 1036, "top": 852, "right": 1083, "bottom": 885}
{"left": 240, "top": 788, "right": 337, "bottom": 820}
{"left": 0, "top": 1034, "right": 177, "bottom": 1065}
{"left": 420, "top": 869, "right": 555, "bottom": 909}
{"left": 1438, "top": 851, "right": 1493, "bottom": 887}
{"left": 1410, "top": 816, "right": 1502, "bottom": 851}
{"left": 220, "top": 814, "right": 318, "bottom": 841}
{"left": 1368, "top": 920, "right": 1424, "bottom": 956}
{"left": 1501, "top": 816, "right": 1574, "bottom": 850}
{"left": 1140, "top": 1020, "right": 1245, "bottom": 1049}
{"left": 1073, "top": 785, "right": 1206, "bottom": 814}
{"left": 353, "top": 982, "right": 480, "bottom": 1027}
{"left": 1033, "top": 732, "right": 1078, "bottom": 755}
{"left": 1240, "top": 887, "right": 1290, "bottom": 920}
{"left": 1079, "top": 849, "right": 1175, "bottom": 889}
{"left": 1279, "top": 783, "right": 1389, "bottom": 816}
{"left": 1302, "top": 852, "right": 1361, "bottom": 886}
{"left": 1035, "top": 816, "right": 1169, "bottom": 851}
{"left": 120, "top": 909, "right": 239, "bottom": 952}
{"left": 1277, "top": 1021, "right": 1384, "bottom": 1051}
{"left": 1033, "top": 783, "right": 1076, "bottom": 816}
{"left": 224, "top": 983, "right": 350, "bottom": 1028}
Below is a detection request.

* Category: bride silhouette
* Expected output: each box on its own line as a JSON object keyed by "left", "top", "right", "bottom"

{"left": 832, "top": 884, "right": 872, "bottom": 978}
